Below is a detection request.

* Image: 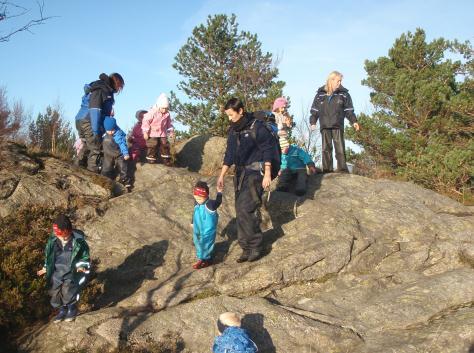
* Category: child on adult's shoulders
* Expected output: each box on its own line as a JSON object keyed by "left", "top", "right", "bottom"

{"left": 276, "top": 144, "right": 317, "bottom": 196}
{"left": 37, "top": 214, "right": 90, "bottom": 323}
{"left": 191, "top": 181, "right": 223, "bottom": 269}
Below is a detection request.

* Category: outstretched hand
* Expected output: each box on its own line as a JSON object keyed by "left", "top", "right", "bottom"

{"left": 353, "top": 123, "right": 360, "bottom": 131}
{"left": 37, "top": 268, "right": 46, "bottom": 276}
{"left": 262, "top": 175, "right": 272, "bottom": 190}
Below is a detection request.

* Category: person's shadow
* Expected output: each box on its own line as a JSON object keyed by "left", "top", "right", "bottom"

{"left": 93, "top": 240, "right": 168, "bottom": 309}
{"left": 242, "top": 313, "right": 276, "bottom": 353}
{"left": 213, "top": 218, "right": 238, "bottom": 264}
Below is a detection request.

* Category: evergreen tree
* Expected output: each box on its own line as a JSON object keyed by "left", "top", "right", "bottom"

{"left": 172, "top": 14, "right": 285, "bottom": 136}
{"left": 28, "top": 106, "right": 75, "bottom": 158}
{"left": 346, "top": 29, "right": 473, "bottom": 200}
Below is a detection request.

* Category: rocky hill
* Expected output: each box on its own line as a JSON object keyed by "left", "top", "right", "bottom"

{"left": 2, "top": 140, "right": 473, "bottom": 353}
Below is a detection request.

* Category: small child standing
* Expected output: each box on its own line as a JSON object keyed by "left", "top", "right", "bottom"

{"left": 272, "top": 97, "right": 293, "bottom": 151}
{"left": 213, "top": 312, "right": 258, "bottom": 353}
{"left": 37, "top": 214, "right": 90, "bottom": 323}
{"left": 129, "top": 110, "right": 148, "bottom": 162}
{"left": 142, "top": 93, "right": 174, "bottom": 166}
{"left": 102, "top": 117, "right": 132, "bottom": 188}
{"left": 191, "top": 181, "right": 222, "bottom": 269}
{"left": 276, "top": 144, "right": 317, "bottom": 196}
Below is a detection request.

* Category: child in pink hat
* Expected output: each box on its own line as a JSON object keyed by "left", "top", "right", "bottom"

{"left": 272, "top": 97, "right": 293, "bottom": 151}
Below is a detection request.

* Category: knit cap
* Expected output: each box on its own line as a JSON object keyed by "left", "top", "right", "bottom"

{"left": 104, "top": 117, "right": 117, "bottom": 131}
{"left": 272, "top": 97, "right": 288, "bottom": 112}
{"left": 155, "top": 93, "right": 169, "bottom": 109}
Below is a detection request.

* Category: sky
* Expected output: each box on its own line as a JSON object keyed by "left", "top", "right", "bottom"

{"left": 1, "top": 0, "right": 473, "bottom": 139}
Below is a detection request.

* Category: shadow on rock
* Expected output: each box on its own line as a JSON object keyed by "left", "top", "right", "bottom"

{"left": 242, "top": 313, "right": 276, "bottom": 353}
{"left": 213, "top": 218, "right": 238, "bottom": 264}
{"left": 94, "top": 240, "right": 169, "bottom": 309}
{"left": 175, "top": 135, "right": 211, "bottom": 172}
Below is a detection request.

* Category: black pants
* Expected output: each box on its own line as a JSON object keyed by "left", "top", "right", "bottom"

{"left": 321, "top": 128, "right": 347, "bottom": 172}
{"left": 276, "top": 169, "right": 307, "bottom": 196}
{"left": 76, "top": 119, "right": 101, "bottom": 173}
{"left": 102, "top": 154, "right": 131, "bottom": 185}
{"left": 234, "top": 172, "right": 263, "bottom": 253}
{"left": 146, "top": 137, "right": 171, "bottom": 165}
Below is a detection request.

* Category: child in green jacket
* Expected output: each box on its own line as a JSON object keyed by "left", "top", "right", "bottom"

{"left": 37, "top": 214, "right": 90, "bottom": 323}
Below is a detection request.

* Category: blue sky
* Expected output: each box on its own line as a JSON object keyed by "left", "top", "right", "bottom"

{"left": 1, "top": 0, "right": 473, "bottom": 136}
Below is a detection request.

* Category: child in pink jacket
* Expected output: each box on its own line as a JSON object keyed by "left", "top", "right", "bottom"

{"left": 142, "top": 93, "right": 174, "bottom": 166}
{"left": 129, "top": 110, "right": 147, "bottom": 162}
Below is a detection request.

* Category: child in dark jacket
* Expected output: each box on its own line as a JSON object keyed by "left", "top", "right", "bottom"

{"left": 191, "top": 181, "right": 222, "bottom": 269}
{"left": 213, "top": 312, "right": 258, "bottom": 353}
{"left": 37, "top": 214, "right": 90, "bottom": 323}
{"left": 129, "top": 110, "right": 148, "bottom": 162}
{"left": 102, "top": 117, "right": 131, "bottom": 188}
{"left": 276, "top": 144, "right": 317, "bottom": 196}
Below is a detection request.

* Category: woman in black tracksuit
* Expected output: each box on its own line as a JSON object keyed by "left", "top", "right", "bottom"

{"left": 309, "top": 71, "right": 360, "bottom": 173}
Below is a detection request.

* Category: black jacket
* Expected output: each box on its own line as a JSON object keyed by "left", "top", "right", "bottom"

{"left": 223, "top": 113, "right": 274, "bottom": 168}
{"left": 89, "top": 74, "right": 115, "bottom": 116}
{"left": 309, "top": 86, "right": 357, "bottom": 130}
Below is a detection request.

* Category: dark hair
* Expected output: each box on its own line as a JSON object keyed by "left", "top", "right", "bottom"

{"left": 217, "top": 319, "right": 229, "bottom": 334}
{"left": 224, "top": 98, "right": 245, "bottom": 112}
{"left": 194, "top": 181, "right": 209, "bottom": 194}
{"left": 53, "top": 214, "right": 72, "bottom": 230}
{"left": 109, "top": 72, "right": 125, "bottom": 93}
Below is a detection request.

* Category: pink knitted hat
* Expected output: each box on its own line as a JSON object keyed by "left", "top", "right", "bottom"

{"left": 272, "top": 97, "right": 288, "bottom": 112}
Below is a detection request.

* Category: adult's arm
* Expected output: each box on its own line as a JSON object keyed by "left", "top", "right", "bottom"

{"left": 343, "top": 92, "right": 357, "bottom": 125}
{"left": 309, "top": 94, "right": 320, "bottom": 126}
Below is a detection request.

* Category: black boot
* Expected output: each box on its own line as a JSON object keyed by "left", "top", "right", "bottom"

{"left": 247, "top": 249, "right": 261, "bottom": 262}
{"left": 236, "top": 251, "right": 249, "bottom": 263}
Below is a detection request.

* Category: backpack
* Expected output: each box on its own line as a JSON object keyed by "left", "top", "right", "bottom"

{"left": 237, "top": 111, "right": 281, "bottom": 180}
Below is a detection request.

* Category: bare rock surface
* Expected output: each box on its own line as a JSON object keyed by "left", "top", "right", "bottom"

{"left": 10, "top": 142, "right": 474, "bottom": 353}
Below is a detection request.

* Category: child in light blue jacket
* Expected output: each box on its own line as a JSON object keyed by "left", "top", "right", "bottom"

{"left": 191, "top": 181, "right": 222, "bottom": 269}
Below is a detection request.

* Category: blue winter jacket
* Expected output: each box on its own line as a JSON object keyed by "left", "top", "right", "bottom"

{"left": 281, "top": 144, "right": 314, "bottom": 171}
{"left": 102, "top": 128, "right": 129, "bottom": 157}
{"left": 213, "top": 327, "right": 258, "bottom": 353}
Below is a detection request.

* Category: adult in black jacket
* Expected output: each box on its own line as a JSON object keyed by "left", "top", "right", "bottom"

{"left": 217, "top": 98, "right": 275, "bottom": 263}
{"left": 309, "top": 71, "right": 360, "bottom": 172}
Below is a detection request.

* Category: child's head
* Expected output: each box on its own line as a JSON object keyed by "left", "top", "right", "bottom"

{"left": 217, "top": 312, "right": 241, "bottom": 334}
{"left": 193, "top": 181, "right": 209, "bottom": 204}
{"left": 53, "top": 214, "right": 73, "bottom": 240}
{"left": 155, "top": 93, "right": 169, "bottom": 114}
{"left": 136, "top": 110, "right": 147, "bottom": 122}
{"left": 104, "top": 117, "right": 118, "bottom": 134}
{"left": 272, "top": 97, "right": 288, "bottom": 114}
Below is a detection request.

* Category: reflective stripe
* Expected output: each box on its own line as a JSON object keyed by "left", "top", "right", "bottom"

{"left": 78, "top": 277, "right": 86, "bottom": 285}
{"left": 75, "top": 261, "right": 90, "bottom": 268}
{"left": 205, "top": 205, "right": 217, "bottom": 214}
{"left": 344, "top": 108, "right": 354, "bottom": 111}
{"left": 310, "top": 108, "right": 319, "bottom": 112}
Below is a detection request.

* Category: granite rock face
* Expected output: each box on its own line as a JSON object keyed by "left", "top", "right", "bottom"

{"left": 10, "top": 143, "right": 474, "bottom": 353}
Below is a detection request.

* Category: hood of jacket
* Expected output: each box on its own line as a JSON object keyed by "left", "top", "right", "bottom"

{"left": 317, "top": 85, "right": 349, "bottom": 94}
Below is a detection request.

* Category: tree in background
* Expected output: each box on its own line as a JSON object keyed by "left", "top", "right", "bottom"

{"left": 346, "top": 29, "right": 473, "bottom": 201}
{"left": 28, "top": 105, "right": 75, "bottom": 159}
{"left": 171, "top": 14, "right": 285, "bottom": 137}
{"left": 0, "top": 87, "right": 28, "bottom": 143}
{"left": 292, "top": 105, "right": 321, "bottom": 166}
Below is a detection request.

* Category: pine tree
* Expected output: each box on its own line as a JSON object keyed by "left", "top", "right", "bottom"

{"left": 28, "top": 106, "right": 75, "bottom": 158}
{"left": 346, "top": 29, "right": 473, "bottom": 200}
{"left": 171, "top": 14, "right": 285, "bottom": 137}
